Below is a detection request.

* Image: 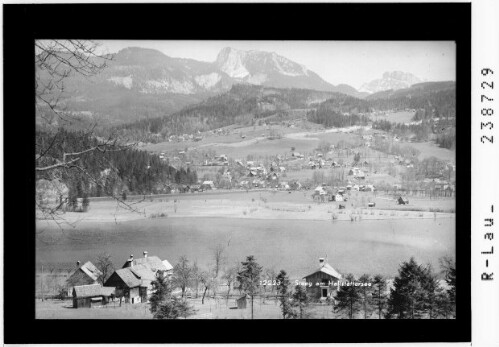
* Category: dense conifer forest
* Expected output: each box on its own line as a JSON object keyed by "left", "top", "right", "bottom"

{"left": 36, "top": 129, "right": 198, "bottom": 198}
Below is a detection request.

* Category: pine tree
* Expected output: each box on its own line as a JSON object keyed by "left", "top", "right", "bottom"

{"left": 149, "top": 272, "right": 171, "bottom": 313}
{"left": 276, "top": 270, "right": 293, "bottom": 319}
{"left": 334, "top": 274, "right": 361, "bottom": 319}
{"left": 440, "top": 257, "right": 456, "bottom": 306}
{"left": 237, "top": 255, "right": 263, "bottom": 319}
{"left": 358, "top": 274, "right": 373, "bottom": 319}
{"left": 149, "top": 272, "right": 195, "bottom": 319}
{"left": 291, "top": 284, "right": 310, "bottom": 319}
{"left": 372, "top": 275, "right": 388, "bottom": 319}
{"left": 386, "top": 257, "right": 438, "bottom": 319}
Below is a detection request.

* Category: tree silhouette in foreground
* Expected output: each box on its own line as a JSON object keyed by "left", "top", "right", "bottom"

{"left": 149, "top": 272, "right": 195, "bottom": 319}
{"left": 386, "top": 257, "right": 447, "bottom": 319}
{"left": 291, "top": 284, "right": 310, "bottom": 319}
{"left": 334, "top": 274, "right": 361, "bottom": 319}
{"left": 237, "top": 255, "right": 262, "bottom": 319}
{"left": 276, "top": 270, "right": 293, "bottom": 319}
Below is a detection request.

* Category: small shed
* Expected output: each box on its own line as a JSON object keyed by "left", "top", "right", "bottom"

{"left": 201, "top": 181, "right": 215, "bottom": 190}
{"left": 397, "top": 196, "right": 409, "bottom": 205}
{"left": 236, "top": 295, "right": 247, "bottom": 309}
{"left": 73, "top": 284, "right": 115, "bottom": 308}
{"left": 334, "top": 194, "right": 344, "bottom": 202}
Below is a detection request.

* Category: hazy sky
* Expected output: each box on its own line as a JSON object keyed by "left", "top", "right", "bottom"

{"left": 97, "top": 40, "right": 455, "bottom": 89}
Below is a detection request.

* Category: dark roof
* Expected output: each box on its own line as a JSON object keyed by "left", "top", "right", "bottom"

{"left": 73, "top": 284, "right": 115, "bottom": 298}
{"left": 111, "top": 268, "right": 142, "bottom": 288}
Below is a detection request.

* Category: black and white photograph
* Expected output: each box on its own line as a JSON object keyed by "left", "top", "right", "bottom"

{"left": 34, "top": 39, "right": 457, "bottom": 320}
{"left": 3, "top": 2, "right": 480, "bottom": 344}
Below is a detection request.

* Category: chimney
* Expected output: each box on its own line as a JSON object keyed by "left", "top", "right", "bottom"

{"left": 143, "top": 251, "right": 148, "bottom": 258}
{"left": 319, "top": 258, "right": 325, "bottom": 266}
{"left": 128, "top": 254, "right": 134, "bottom": 267}
{"left": 76, "top": 261, "right": 81, "bottom": 267}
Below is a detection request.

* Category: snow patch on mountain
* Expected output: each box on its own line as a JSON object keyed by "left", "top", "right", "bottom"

{"left": 360, "top": 71, "right": 422, "bottom": 94}
{"left": 246, "top": 73, "right": 268, "bottom": 85}
{"left": 143, "top": 78, "right": 195, "bottom": 94}
{"left": 217, "top": 48, "right": 249, "bottom": 79}
{"left": 271, "top": 52, "right": 306, "bottom": 77}
{"left": 108, "top": 75, "right": 133, "bottom": 89}
{"left": 195, "top": 73, "right": 221, "bottom": 89}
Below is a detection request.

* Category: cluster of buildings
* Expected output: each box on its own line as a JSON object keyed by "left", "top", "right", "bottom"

{"left": 203, "top": 154, "right": 229, "bottom": 167}
{"left": 67, "top": 254, "right": 347, "bottom": 309}
{"left": 313, "top": 182, "right": 376, "bottom": 202}
{"left": 67, "top": 252, "right": 173, "bottom": 308}
{"left": 167, "top": 133, "right": 203, "bottom": 143}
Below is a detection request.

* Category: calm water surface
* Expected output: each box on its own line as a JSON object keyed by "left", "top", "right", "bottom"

{"left": 36, "top": 217, "right": 455, "bottom": 278}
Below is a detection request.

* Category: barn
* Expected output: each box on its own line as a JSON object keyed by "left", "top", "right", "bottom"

{"left": 397, "top": 196, "right": 409, "bottom": 205}
{"left": 122, "top": 252, "right": 170, "bottom": 273}
{"left": 303, "top": 258, "right": 342, "bottom": 301}
{"left": 104, "top": 267, "right": 145, "bottom": 304}
{"left": 73, "top": 284, "right": 115, "bottom": 308}
{"left": 236, "top": 295, "right": 247, "bottom": 309}
{"left": 105, "top": 252, "right": 173, "bottom": 304}
{"left": 66, "top": 261, "right": 102, "bottom": 296}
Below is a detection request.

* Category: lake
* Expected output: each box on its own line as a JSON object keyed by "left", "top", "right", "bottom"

{"left": 36, "top": 217, "right": 455, "bottom": 279}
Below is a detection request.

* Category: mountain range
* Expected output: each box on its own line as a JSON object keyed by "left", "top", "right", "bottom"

{"left": 360, "top": 71, "right": 422, "bottom": 94}
{"left": 37, "top": 47, "right": 369, "bottom": 125}
{"left": 104, "top": 47, "right": 367, "bottom": 97}
{"left": 37, "top": 46, "right": 443, "bottom": 126}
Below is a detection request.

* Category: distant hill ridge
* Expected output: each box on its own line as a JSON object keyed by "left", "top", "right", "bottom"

{"left": 113, "top": 81, "right": 455, "bottom": 142}
{"left": 36, "top": 46, "right": 367, "bottom": 126}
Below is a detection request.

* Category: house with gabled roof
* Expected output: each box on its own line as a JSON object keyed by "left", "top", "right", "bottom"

{"left": 104, "top": 252, "right": 173, "bottom": 304}
{"left": 104, "top": 266, "right": 145, "bottom": 304}
{"left": 303, "top": 258, "right": 343, "bottom": 301}
{"left": 66, "top": 261, "right": 102, "bottom": 295}
{"left": 122, "top": 252, "right": 169, "bottom": 272}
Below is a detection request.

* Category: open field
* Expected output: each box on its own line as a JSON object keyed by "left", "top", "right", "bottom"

{"left": 398, "top": 141, "right": 455, "bottom": 162}
{"left": 37, "top": 190, "right": 455, "bottom": 226}
{"left": 142, "top": 120, "right": 455, "bottom": 164}
{"left": 143, "top": 123, "right": 362, "bottom": 159}
{"left": 369, "top": 111, "right": 416, "bottom": 124}
{"left": 36, "top": 297, "right": 354, "bottom": 319}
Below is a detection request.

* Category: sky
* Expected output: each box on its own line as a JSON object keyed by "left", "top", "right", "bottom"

{"left": 96, "top": 40, "right": 456, "bottom": 90}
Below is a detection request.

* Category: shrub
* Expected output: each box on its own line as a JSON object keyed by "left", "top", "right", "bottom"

{"left": 150, "top": 212, "right": 168, "bottom": 218}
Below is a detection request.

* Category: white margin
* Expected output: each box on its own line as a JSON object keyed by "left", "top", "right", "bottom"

{"left": 472, "top": 1, "right": 499, "bottom": 347}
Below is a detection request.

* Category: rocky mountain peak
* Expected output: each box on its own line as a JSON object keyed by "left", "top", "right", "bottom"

{"left": 360, "top": 71, "right": 422, "bottom": 94}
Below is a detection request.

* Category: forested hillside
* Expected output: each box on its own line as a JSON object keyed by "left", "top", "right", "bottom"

{"left": 366, "top": 81, "right": 456, "bottom": 118}
{"left": 110, "top": 81, "right": 456, "bottom": 148}
{"left": 36, "top": 129, "right": 198, "bottom": 199}
{"left": 112, "top": 84, "right": 341, "bottom": 141}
